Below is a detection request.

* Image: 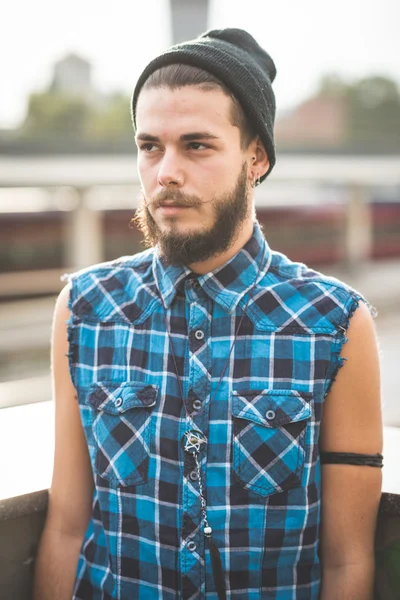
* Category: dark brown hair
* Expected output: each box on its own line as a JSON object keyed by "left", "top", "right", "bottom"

{"left": 142, "top": 63, "right": 256, "bottom": 149}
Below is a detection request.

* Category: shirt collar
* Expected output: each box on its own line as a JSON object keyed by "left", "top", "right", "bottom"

{"left": 153, "top": 221, "right": 272, "bottom": 313}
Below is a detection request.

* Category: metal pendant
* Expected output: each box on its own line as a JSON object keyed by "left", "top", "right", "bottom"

{"left": 182, "top": 429, "right": 207, "bottom": 455}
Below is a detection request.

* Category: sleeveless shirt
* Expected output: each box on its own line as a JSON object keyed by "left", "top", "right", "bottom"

{"left": 65, "top": 221, "right": 366, "bottom": 599}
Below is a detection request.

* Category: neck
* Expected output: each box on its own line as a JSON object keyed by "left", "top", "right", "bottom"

{"left": 188, "top": 219, "right": 255, "bottom": 275}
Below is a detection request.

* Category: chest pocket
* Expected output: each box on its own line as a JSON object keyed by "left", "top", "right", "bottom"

{"left": 86, "top": 381, "right": 158, "bottom": 487}
{"left": 231, "top": 389, "right": 312, "bottom": 497}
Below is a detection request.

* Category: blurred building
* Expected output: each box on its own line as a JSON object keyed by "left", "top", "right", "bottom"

{"left": 171, "top": 0, "right": 209, "bottom": 43}
{"left": 276, "top": 95, "right": 347, "bottom": 149}
{"left": 49, "top": 53, "right": 95, "bottom": 100}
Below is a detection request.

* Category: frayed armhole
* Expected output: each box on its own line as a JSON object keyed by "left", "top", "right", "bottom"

{"left": 61, "top": 272, "right": 78, "bottom": 391}
{"left": 324, "top": 294, "right": 376, "bottom": 397}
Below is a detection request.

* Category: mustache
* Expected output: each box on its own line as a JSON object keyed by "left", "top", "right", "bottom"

{"left": 143, "top": 189, "right": 210, "bottom": 209}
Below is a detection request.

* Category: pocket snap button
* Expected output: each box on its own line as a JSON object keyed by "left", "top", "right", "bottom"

{"left": 266, "top": 409, "right": 276, "bottom": 420}
{"left": 187, "top": 541, "right": 197, "bottom": 552}
{"left": 193, "top": 399, "right": 203, "bottom": 411}
{"left": 194, "top": 330, "right": 205, "bottom": 340}
{"left": 115, "top": 398, "right": 123, "bottom": 408}
{"left": 189, "top": 470, "right": 199, "bottom": 481}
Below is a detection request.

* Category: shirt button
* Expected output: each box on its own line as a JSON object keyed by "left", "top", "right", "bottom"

{"left": 115, "top": 398, "right": 123, "bottom": 407}
{"left": 192, "top": 399, "right": 203, "bottom": 411}
{"left": 194, "top": 329, "right": 205, "bottom": 340}
{"left": 189, "top": 470, "right": 199, "bottom": 481}
{"left": 266, "top": 410, "right": 276, "bottom": 420}
{"left": 187, "top": 541, "right": 197, "bottom": 552}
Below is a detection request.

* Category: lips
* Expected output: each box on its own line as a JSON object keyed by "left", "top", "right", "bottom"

{"left": 160, "top": 203, "right": 188, "bottom": 208}
{"left": 158, "top": 204, "right": 190, "bottom": 215}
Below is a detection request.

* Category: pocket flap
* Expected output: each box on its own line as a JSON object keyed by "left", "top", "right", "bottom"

{"left": 232, "top": 389, "right": 311, "bottom": 427}
{"left": 86, "top": 382, "right": 158, "bottom": 415}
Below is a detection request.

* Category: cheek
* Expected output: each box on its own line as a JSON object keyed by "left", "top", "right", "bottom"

{"left": 211, "top": 154, "right": 241, "bottom": 181}
{"left": 197, "top": 159, "right": 232, "bottom": 188}
{"left": 137, "top": 160, "right": 156, "bottom": 193}
{"left": 204, "top": 169, "right": 235, "bottom": 198}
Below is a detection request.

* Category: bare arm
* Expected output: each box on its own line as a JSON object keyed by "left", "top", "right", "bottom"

{"left": 33, "top": 284, "right": 94, "bottom": 600}
{"left": 319, "top": 301, "right": 383, "bottom": 600}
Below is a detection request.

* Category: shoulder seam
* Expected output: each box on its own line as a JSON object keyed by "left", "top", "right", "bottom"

{"left": 268, "top": 264, "right": 361, "bottom": 298}
{"left": 64, "top": 252, "right": 154, "bottom": 281}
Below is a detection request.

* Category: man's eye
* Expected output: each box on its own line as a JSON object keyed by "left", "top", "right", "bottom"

{"left": 140, "top": 143, "right": 157, "bottom": 152}
{"left": 188, "top": 142, "right": 207, "bottom": 150}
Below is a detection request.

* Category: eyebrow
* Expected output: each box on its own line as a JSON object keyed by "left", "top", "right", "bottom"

{"left": 136, "top": 132, "right": 220, "bottom": 143}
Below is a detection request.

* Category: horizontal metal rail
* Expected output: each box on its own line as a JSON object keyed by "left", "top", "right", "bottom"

{"left": 0, "top": 375, "right": 51, "bottom": 409}
{"left": 0, "top": 154, "right": 399, "bottom": 188}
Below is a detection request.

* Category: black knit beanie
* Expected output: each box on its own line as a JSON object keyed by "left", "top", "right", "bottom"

{"left": 131, "top": 28, "right": 277, "bottom": 181}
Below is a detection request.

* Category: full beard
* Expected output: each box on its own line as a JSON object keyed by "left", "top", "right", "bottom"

{"left": 132, "top": 163, "right": 250, "bottom": 266}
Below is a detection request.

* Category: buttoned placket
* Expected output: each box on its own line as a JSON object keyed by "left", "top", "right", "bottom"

{"left": 154, "top": 239, "right": 267, "bottom": 600}
{"left": 180, "top": 278, "right": 212, "bottom": 599}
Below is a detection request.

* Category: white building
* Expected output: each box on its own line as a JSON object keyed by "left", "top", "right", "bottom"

{"left": 50, "top": 53, "right": 94, "bottom": 100}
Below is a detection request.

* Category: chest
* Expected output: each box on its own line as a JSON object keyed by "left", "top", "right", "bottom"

{"left": 74, "top": 296, "right": 335, "bottom": 401}
{"left": 74, "top": 300, "right": 335, "bottom": 496}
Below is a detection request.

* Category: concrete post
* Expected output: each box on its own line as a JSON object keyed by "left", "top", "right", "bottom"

{"left": 63, "top": 187, "right": 103, "bottom": 270}
{"left": 170, "top": 0, "right": 209, "bottom": 44}
{"left": 344, "top": 184, "right": 373, "bottom": 270}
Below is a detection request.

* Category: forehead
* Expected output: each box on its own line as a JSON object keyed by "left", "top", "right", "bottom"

{"left": 135, "top": 85, "right": 235, "bottom": 136}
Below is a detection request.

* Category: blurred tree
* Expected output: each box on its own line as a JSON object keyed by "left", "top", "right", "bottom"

{"left": 347, "top": 76, "right": 400, "bottom": 150}
{"left": 19, "top": 91, "right": 133, "bottom": 143}
{"left": 85, "top": 93, "right": 133, "bottom": 141}
{"left": 317, "top": 74, "right": 400, "bottom": 151}
{"left": 318, "top": 74, "right": 348, "bottom": 98}
{"left": 21, "top": 92, "right": 91, "bottom": 138}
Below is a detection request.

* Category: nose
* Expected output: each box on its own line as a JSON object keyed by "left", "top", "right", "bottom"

{"left": 157, "top": 151, "right": 184, "bottom": 188}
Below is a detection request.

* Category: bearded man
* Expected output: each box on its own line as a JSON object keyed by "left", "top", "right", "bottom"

{"left": 34, "top": 28, "right": 382, "bottom": 600}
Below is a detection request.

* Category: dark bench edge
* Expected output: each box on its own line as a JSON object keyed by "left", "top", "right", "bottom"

{"left": 1, "top": 489, "right": 399, "bottom": 523}
{"left": 0, "top": 489, "right": 49, "bottom": 522}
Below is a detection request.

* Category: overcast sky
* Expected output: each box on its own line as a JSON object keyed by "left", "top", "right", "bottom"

{"left": 1, "top": 0, "right": 399, "bottom": 128}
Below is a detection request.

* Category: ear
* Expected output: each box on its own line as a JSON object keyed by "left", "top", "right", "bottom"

{"left": 246, "top": 136, "right": 270, "bottom": 184}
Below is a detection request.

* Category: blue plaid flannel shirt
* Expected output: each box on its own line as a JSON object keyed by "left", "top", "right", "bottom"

{"left": 65, "top": 221, "right": 365, "bottom": 599}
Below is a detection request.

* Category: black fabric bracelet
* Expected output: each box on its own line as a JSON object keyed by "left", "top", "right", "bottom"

{"left": 320, "top": 452, "right": 383, "bottom": 468}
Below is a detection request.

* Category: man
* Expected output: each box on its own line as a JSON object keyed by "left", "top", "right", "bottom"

{"left": 34, "top": 28, "right": 383, "bottom": 599}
